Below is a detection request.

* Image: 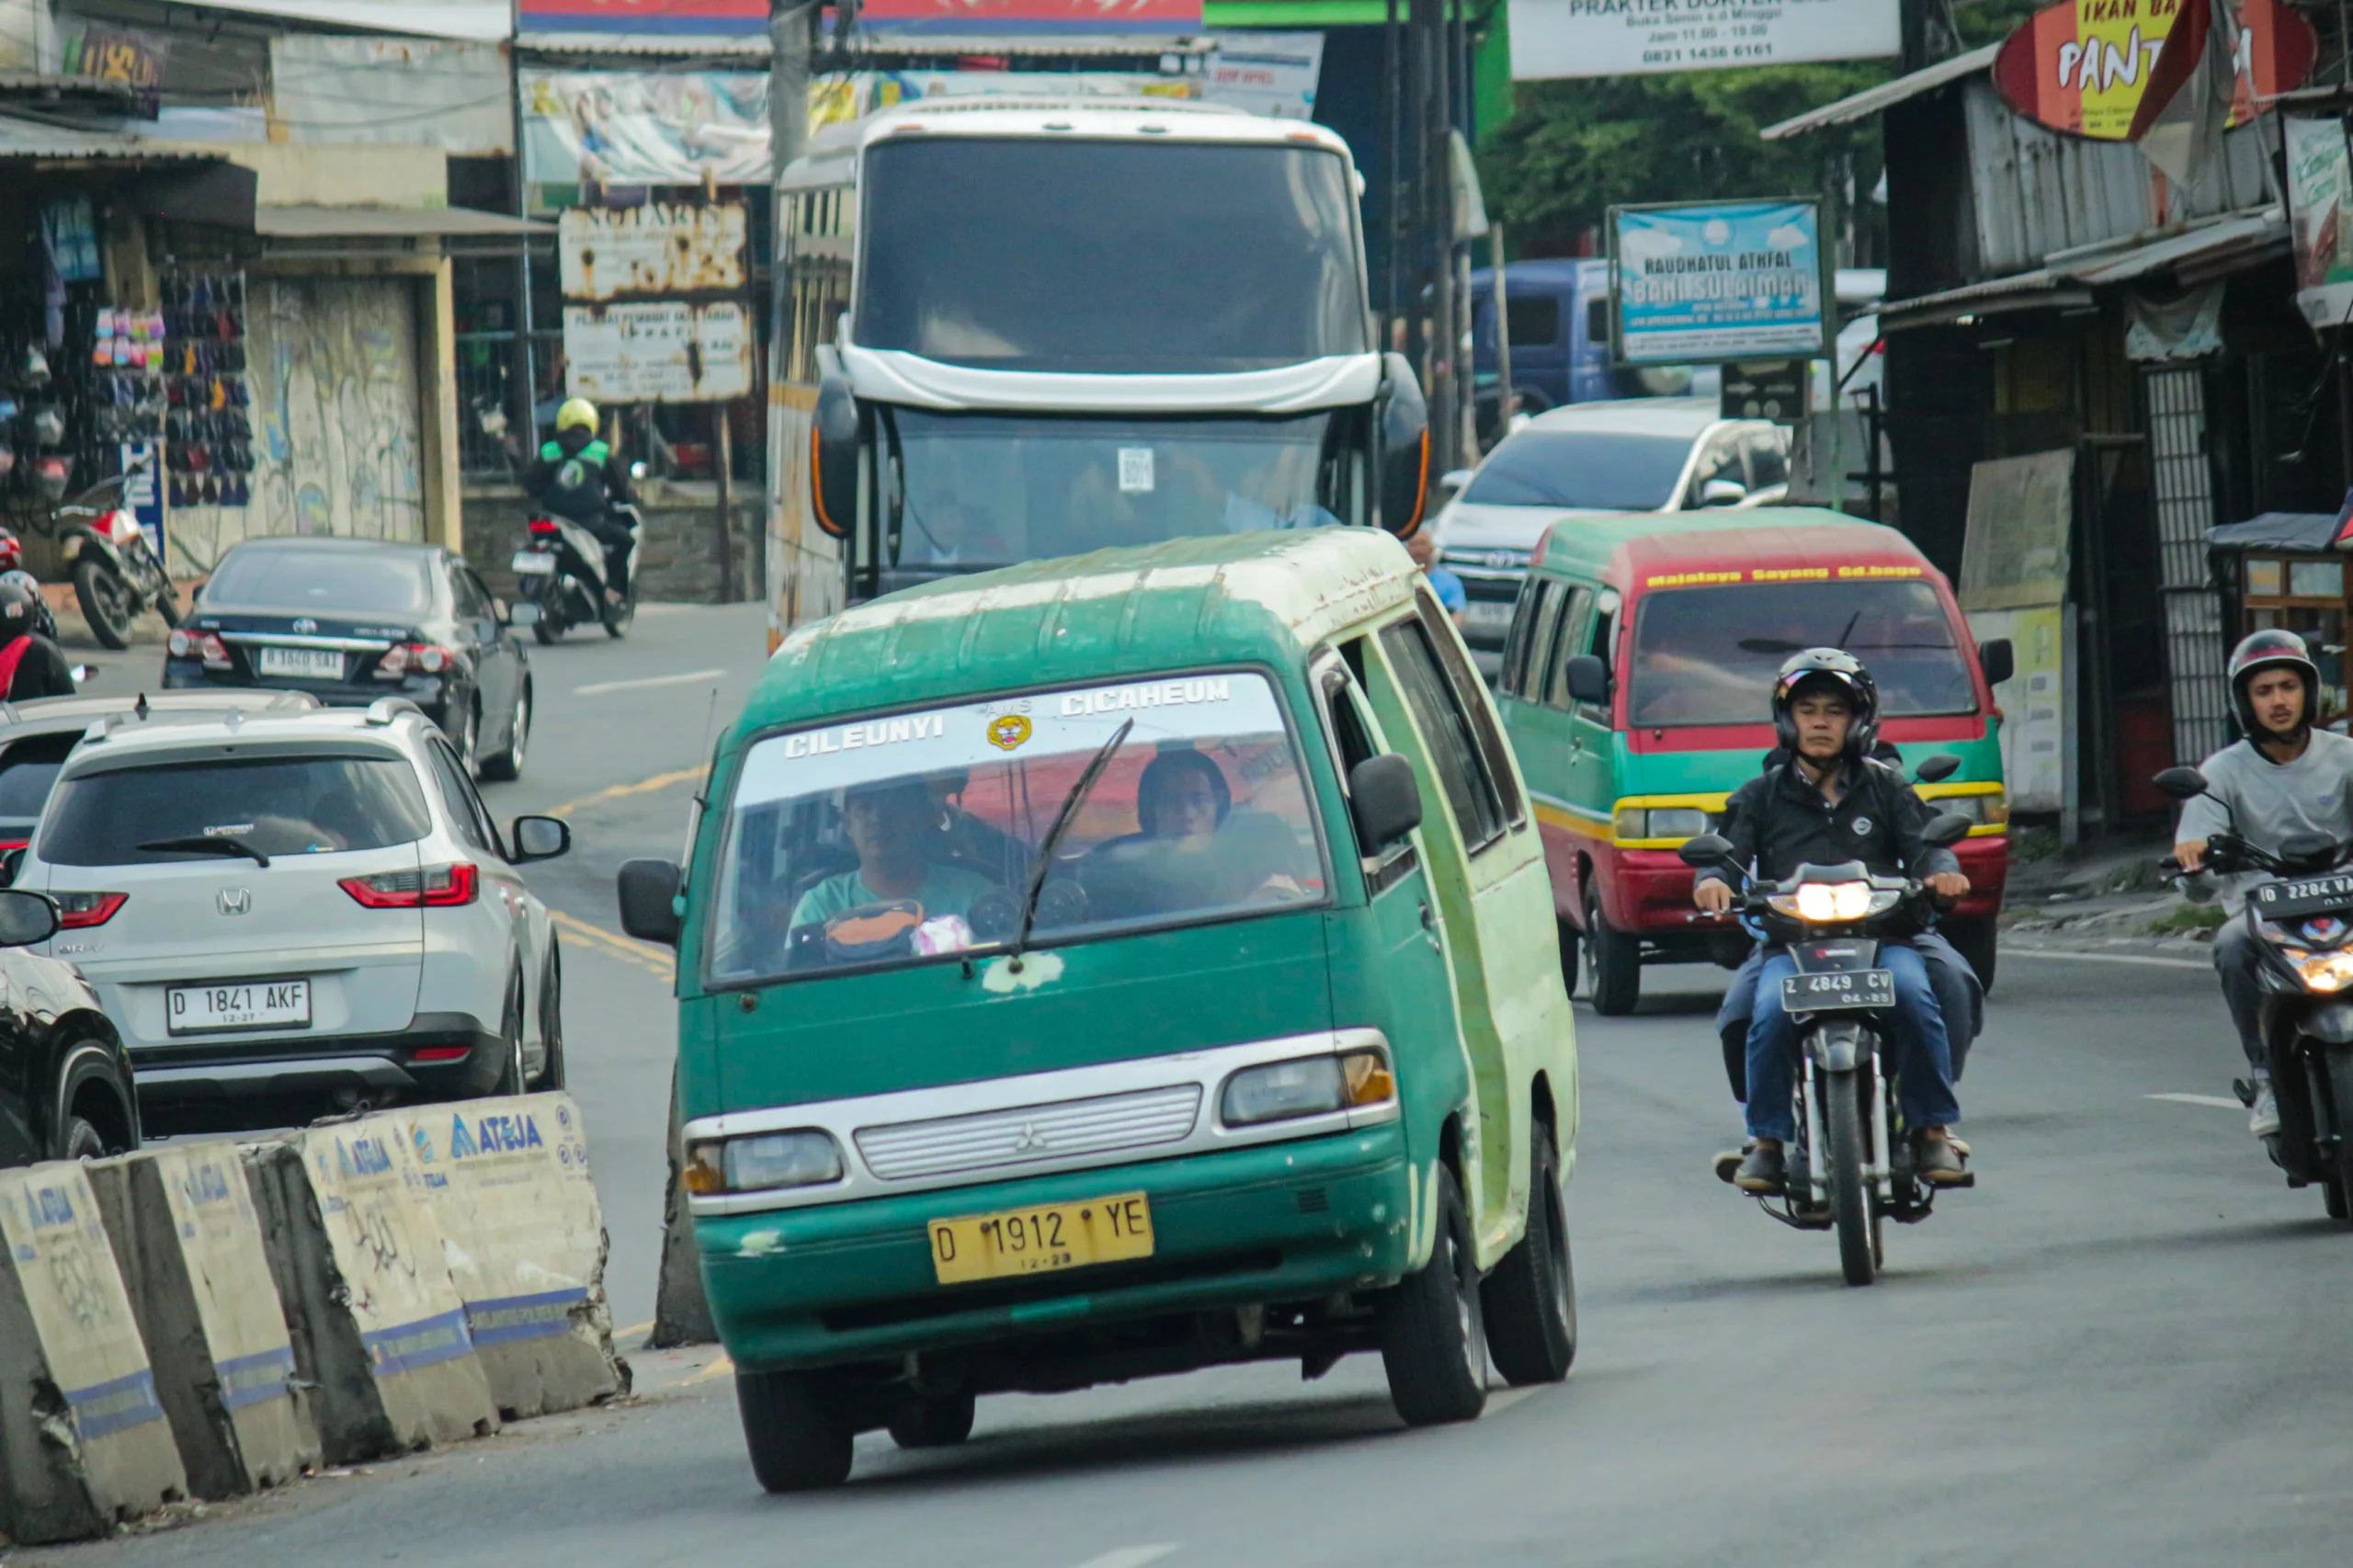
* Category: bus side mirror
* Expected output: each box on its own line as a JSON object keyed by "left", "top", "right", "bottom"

{"left": 1379, "top": 352, "right": 1430, "bottom": 537}
{"left": 1347, "top": 754, "right": 1423, "bottom": 849}
{"left": 810, "top": 369, "right": 858, "bottom": 540}
{"left": 1564, "top": 653, "right": 1610, "bottom": 707}
{"left": 618, "top": 858, "right": 684, "bottom": 947}
{"left": 1979, "top": 638, "right": 2014, "bottom": 687}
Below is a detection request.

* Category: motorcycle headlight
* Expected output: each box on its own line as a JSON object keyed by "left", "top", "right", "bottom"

{"left": 684, "top": 1130, "right": 846, "bottom": 1194}
{"left": 2298, "top": 951, "right": 2353, "bottom": 993}
{"left": 1769, "top": 881, "right": 1887, "bottom": 922}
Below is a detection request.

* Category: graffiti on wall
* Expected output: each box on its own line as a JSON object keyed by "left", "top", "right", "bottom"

{"left": 167, "top": 278, "right": 425, "bottom": 575}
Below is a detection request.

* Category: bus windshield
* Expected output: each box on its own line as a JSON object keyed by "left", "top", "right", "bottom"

{"left": 1627, "top": 579, "right": 1977, "bottom": 726}
{"left": 876, "top": 408, "right": 1358, "bottom": 569}
{"left": 857, "top": 138, "right": 1369, "bottom": 372}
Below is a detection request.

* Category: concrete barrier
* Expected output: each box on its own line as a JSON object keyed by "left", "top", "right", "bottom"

{"left": 395, "top": 1093, "right": 628, "bottom": 1418}
{"left": 244, "top": 1117, "right": 498, "bottom": 1464}
{"left": 0, "top": 1162, "right": 188, "bottom": 1542}
{"left": 88, "top": 1147, "right": 322, "bottom": 1499}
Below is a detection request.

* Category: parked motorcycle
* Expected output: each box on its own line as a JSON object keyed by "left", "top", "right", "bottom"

{"left": 1679, "top": 800, "right": 1975, "bottom": 1286}
{"left": 44, "top": 462, "right": 178, "bottom": 651}
{"left": 512, "top": 506, "right": 639, "bottom": 643}
{"left": 2155, "top": 765, "right": 2353, "bottom": 1221}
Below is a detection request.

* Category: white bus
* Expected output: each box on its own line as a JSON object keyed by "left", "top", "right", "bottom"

{"left": 767, "top": 97, "right": 1429, "bottom": 643}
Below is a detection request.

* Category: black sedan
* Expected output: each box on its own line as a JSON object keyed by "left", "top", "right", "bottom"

{"left": 0, "top": 888, "right": 138, "bottom": 1163}
{"left": 163, "top": 538, "right": 533, "bottom": 779}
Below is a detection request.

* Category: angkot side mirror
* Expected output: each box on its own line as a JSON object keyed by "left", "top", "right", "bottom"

{"left": 1347, "top": 754, "right": 1424, "bottom": 849}
{"left": 1978, "top": 637, "right": 2015, "bottom": 687}
{"left": 618, "top": 858, "right": 684, "bottom": 946}
{"left": 1563, "top": 653, "right": 1610, "bottom": 708}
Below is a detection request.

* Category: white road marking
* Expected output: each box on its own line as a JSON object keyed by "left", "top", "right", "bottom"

{"left": 2146, "top": 1093, "right": 2245, "bottom": 1109}
{"left": 1068, "top": 1549, "right": 1180, "bottom": 1568}
{"left": 574, "top": 667, "right": 727, "bottom": 697}
{"left": 1485, "top": 1385, "right": 1546, "bottom": 1415}
{"left": 2001, "top": 947, "right": 2211, "bottom": 971}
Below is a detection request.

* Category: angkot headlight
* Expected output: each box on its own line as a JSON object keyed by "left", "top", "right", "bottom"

{"left": 1613, "top": 806, "right": 1715, "bottom": 842}
{"left": 1926, "top": 790, "right": 2007, "bottom": 827}
{"left": 1220, "top": 1047, "right": 1394, "bottom": 1128}
{"left": 685, "top": 1130, "right": 846, "bottom": 1194}
{"left": 1768, "top": 881, "right": 1900, "bottom": 922}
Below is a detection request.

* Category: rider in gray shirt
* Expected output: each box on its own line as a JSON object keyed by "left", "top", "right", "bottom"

{"left": 2176, "top": 630, "right": 2353, "bottom": 1137}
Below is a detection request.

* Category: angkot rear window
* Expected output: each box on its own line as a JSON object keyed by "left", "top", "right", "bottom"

{"left": 40, "top": 753, "right": 432, "bottom": 865}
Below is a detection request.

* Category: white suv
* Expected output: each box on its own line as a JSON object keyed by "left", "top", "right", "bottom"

{"left": 16, "top": 699, "right": 571, "bottom": 1134}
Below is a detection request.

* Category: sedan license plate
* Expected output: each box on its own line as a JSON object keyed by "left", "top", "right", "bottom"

{"left": 1780, "top": 969, "right": 1895, "bottom": 1012}
{"left": 511, "top": 551, "right": 557, "bottom": 575}
{"left": 256, "top": 646, "right": 344, "bottom": 680}
{"left": 167, "top": 978, "right": 312, "bottom": 1034}
{"left": 1461, "top": 599, "right": 1517, "bottom": 633}
{"left": 928, "top": 1191, "right": 1154, "bottom": 1287}
{"left": 2252, "top": 875, "right": 2353, "bottom": 921}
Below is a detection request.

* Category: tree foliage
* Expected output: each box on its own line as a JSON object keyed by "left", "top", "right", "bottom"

{"left": 1479, "top": 62, "right": 1892, "bottom": 252}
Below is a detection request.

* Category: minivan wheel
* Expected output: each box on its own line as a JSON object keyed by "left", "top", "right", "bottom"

{"left": 1481, "top": 1128, "right": 1576, "bottom": 1385}
{"left": 1378, "top": 1163, "right": 1488, "bottom": 1426}
{"left": 738, "top": 1369, "right": 854, "bottom": 1491}
{"left": 57, "top": 1115, "right": 105, "bottom": 1161}
{"left": 1554, "top": 915, "right": 1581, "bottom": 997}
{"left": 1585, "top": 893, "right": 1642, "bottom": 1016}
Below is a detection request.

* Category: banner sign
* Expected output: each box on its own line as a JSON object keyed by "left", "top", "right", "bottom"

{"left": 1991, "top": 0, "right": 2314, "bottom": 139}
{"left": 1201, "top": 31, "right": 1323, "bottom": 116}
{"left": 2287, "top": 116, "right": 2353, "bottom": 331}
{"left": 563, "top": 301, "right": 754, "bottom": 403}
{"left": 60, "top": 21, "right": 167, "bottom": 114}
{"left": 559, "top": 204, "right": 746, "bottom": 300}
{"left": 1506, "top": 0, "right": 1895, "bottom": 80}
{"left": 1608, "top": 201, "right": 1827, "bottom": 365}
{"left": 521, "top": 0, "right": 1197, "bottom": 35}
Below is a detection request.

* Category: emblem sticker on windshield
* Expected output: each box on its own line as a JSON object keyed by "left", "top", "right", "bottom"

{"left": 1118, "top": 448, "right": 1155, "bottom": 494}
{"left": 987, "top": 714, "right": 1033, "bottom": 752}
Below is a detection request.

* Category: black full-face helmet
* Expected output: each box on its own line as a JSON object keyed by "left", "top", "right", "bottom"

{"left": 2228, "top": 628, "right": 2321, "bottom": 740}
{"left": 1772, "top": 647, "right": 1880, "bottom": 764}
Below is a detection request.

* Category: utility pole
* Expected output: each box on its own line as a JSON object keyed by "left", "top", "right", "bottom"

{"left": 768, "top": 0, "right": 818, "bottom": 427}
{"left": 1416, "top": 0, "right": 1458, "bottom": 474}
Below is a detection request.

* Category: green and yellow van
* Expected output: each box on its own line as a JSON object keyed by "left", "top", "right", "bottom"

{"left": 619, "top": 528, "right": 1578, "bottom": 1490}
{"left": 1496, "top": 509, "right": 2011, "bottom": 1014}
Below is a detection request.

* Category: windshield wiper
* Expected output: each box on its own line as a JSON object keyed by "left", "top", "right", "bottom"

{"left": 139, "top": 835, "right": 272, "bottom": 868}
{"left": 1007, "top": 718, "right": 1133, "bottom": 968}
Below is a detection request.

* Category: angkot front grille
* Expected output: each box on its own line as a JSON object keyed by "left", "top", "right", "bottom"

{"left": 853, "top": 1084, "right": 1204, "bottom": 1181}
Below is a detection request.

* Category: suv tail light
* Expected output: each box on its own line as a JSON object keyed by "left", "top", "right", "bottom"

{"left": 527, "top": 517, "right": 560, "bottom": 536}
{"left": 166, "top": 629, "right": 233, "bottom": 668}
{"left": 339, "top": 862, "right": 477, "bottom": 909}
{"left": 55, "top": 892, "right": 128, "bottom": 927}
{"left": 375, "top": 642, "right": 460, "bottom": 680}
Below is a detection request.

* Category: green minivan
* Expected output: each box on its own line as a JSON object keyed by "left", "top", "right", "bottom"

{"left": 620, "top": 528, "right": 1579, "bottom": 1489}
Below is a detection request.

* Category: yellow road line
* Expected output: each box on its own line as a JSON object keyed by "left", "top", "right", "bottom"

{"left": 547, "top": 766, "right": 703, "bottom": 821}
{"left": 616, "top": 1320, "right": 654, "bottom": 1344}
{"left": 684, "top": 1353, "right": 734, "bottom": 1385}
{"left": 550, "top": 909, "right": 676, "bottom": 978}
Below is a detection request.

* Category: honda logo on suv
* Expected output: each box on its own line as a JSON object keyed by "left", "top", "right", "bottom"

{"left": 217, "top": 888, "right": 252, "bottom": 916}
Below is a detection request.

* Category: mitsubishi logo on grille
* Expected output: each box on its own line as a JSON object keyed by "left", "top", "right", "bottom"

{"left": 217, "top": 887, "right": 252, "bottom": 916}
{"left": 1481, "top": 551, "right": 1523, "bottom": 571}
{"left": 291, "top": 618, "right": 319, "bottom": 634}
{"left": 1009, "top": 1121, "right": 1051, "bottom": 1153}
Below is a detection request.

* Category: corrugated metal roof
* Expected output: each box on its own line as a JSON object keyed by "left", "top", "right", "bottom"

{"left": 0, "top": 114, "right": 213, "bottom": 160}
{"left": 256, "top": 205, "right": 551, "bottom": 237}
{"left": 1760, "top": 45, "right": 1995, "bottom": 141}
{"left": 0, "top": 72, "right": 142, "bottom": 107}
{"left": 1881, "top": 207, "right": 2286, "bottom": 329}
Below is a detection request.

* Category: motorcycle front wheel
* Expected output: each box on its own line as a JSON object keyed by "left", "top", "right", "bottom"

{"left": 72, "top": 558, "right": 134, "bottom": 650}
{"left": 1819, "top": 1064, "right": 1878, "bottom": 1286}
{"left": 2324, "top": 1048, "right": 2353, "bottom": 1225}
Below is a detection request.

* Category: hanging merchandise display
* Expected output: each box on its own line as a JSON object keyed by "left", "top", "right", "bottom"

{"left": 158, "top": 270, "right": 254, "bottom": 511}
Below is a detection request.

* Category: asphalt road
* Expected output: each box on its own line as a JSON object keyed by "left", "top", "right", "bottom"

{"left": 33, "top": 614, "right": 2353, "bottom": 1565}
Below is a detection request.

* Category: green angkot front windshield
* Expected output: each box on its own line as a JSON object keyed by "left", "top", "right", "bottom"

{"left": 707, "top": 673, "right": 1326, "bottom": 984}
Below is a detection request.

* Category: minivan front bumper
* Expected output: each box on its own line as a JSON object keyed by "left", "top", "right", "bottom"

{"left": 699, "top": 1121, "right": 1414, "bottom": 1372}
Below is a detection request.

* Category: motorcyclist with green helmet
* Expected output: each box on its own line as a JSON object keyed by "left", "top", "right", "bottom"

{"left": 525, "top": 397, "right": 637, "bottom": 599}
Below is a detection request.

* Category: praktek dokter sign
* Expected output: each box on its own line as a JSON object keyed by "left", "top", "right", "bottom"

{"left": 1608, "top": 201, "right": 1828, "bottom": 366}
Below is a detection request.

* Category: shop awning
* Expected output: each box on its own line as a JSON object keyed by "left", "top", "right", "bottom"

{"left": 0, "top": 115, "right": 215, "bottom": 160}
{"left": 2211, "top": 513, "right": 2344, "bottom": 554}
{"left": 1761, "top": 44, "right": 1996, "bottom": 141}
{"left": 254, "top": 206, "right": 552, "bottom": 238}
{"left": 1880, "top": 207, "right": 2288, "bottom": 331}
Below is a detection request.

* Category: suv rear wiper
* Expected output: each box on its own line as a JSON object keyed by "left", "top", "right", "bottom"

{"left": 139, "top": 835, "right": 272, "bottom": 868}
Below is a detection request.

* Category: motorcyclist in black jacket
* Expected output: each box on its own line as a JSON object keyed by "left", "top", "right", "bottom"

{"left": 1694, "top": 649, "right": 1972, "bottom": 1193}
{"left": 525, "top": 397, "right": 636, "bottom": 601}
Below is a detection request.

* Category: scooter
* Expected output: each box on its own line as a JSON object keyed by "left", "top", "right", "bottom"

{"left": 1679, "top": 801, "right": 1976, "bottom": 1287}
{"left": 512, "top": 505, "right": 640, "bottom": 643}
{"left": 2155, "top": 764, "right": 2353, "bottom": 1221}
{"left": 46, "top": 462, "right": 178, "bottom": 651}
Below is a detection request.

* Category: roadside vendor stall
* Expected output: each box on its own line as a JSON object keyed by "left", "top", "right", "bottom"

{"left": 2208, "top": 511, "right": 2350, "bottom": 727}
